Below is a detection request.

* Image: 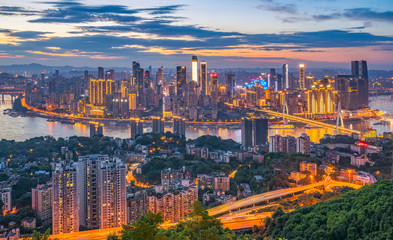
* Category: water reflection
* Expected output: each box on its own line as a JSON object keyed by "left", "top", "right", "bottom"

{"left": 0, "top": 95, "right": 392, "bottom": 143}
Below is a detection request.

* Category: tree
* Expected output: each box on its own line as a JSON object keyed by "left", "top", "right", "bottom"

{"left": 23, "top": 229, "right": 56, "bottom": 240}
{"left": 118, "top": 211, "right": 168, "bottom": 240}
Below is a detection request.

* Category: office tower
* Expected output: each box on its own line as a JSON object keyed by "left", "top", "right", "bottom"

{"left": 253, "top": 117, "right": 268, "bottom": 146}
{"left": 98, "top": 67, "right": 104, "bottom": 79}
{"left": 200, "top": 61, "right": 207, "bottom": 95}
{"left": 152, "top": 117, "right": 164, "bottom": 134}
{"left": 173, "top": 117, "right": 186, "bottom": 137}
{"left": 130, "top": 118, "right": 144, "bottom": 140}
{"left": 0, "top": 187, "right": 11, "bottom": 212}
{"left": 136, "top": 68, "right": 144, "bottom": 97}
{"left": 90, "top": 123, "right": 103, "bottom": 137}
{"left": 210, "top": 72, "right": 218, "bottom": 106}
{"left": 296, "top": 133, "right": 311, "bottom": 154}
{"left": 52, "top": 161, "right": 79, "bottom": 235}
{"left": 282, "top": 64, "right": 289, "bottom": 89}
{"left": 105, "top": 69, "right": 115, "bottom": 80}
{"left": 32, "top": 183, "right": 52, "bottom": 224}
{"left": 191, "top": 56, "right": 198, "bottom": 83}
{"left": 132, "top": 61, "right": 140, "bottom": 84}
{"left": 84, "top": 70, "right": 89, "bottom": 86}
{"left": 176, "top": 66, "right": 187, "bottom": 96}
{"left": 226, "top": 73, "right": 235, "bottom": 98}
{"left": 99, "top": 158, "right": 127, "bottom": 229}
{"left": 241, "top": 118, "right": 253, "bottom": 147}
{"left": 276, "top": 74, "right": 282, "bottom": 91}
{"left": 351, "top": 60, "right": 369, "bottom": 108}
{"left": 299, "top": 64, "right": 305, "bottom": 89}
{"left": 336, "top": 75, "right": 365, "bottom": 110}
{"left": 157, "top": 66, "right": 164, "bottom": 86}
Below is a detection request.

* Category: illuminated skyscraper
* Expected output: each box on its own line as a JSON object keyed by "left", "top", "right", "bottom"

{"left": 89, "top": 78, "right": 114, "bottom": 106}
{"left": 191, "top": 56, "right": 198, "bottom": 83}
{"left": 105, "top": 70, "right": 115, "bottom": 80}
{"left": 157, "top": 66, "right": 164, "bottom": 85}
{"left": 128, "top": 93, "right": 137, "bottom": 110}
{"left": 299, "top": 64, "right": 305, "bottom": 89}
{"left": 99, "top": 158, "right": 127, "bottom": 229}
{"left": 132, "top": 61, "right": 140, "bottom": 86}
{"left": 176, "top": 66, "right": 187, "bottom": 96}
{"left": 226, "top": 73, "right": 235, "bottom": 98}
{"left": 306, "top": 84, "right": 334, "bottom": 115}
{"left": 241, "top": 118, "right": 253, "bottom": 147}
{"left": 130, "top": 118, "right": 143, "bottom": 139}
{"left": 210, "top": 72, "right": 218, "bottom": 106}
{"left": 282, "top": 64, "right": 289, "bottom": 89}
{"left": 173, "top": 117, "right": 186, "bottom": 137}
{"left": 52, "top": 161, "right": 79, "bottom": 235}
{"left": 200, "top": 61, "right": 207, "bottom": 95}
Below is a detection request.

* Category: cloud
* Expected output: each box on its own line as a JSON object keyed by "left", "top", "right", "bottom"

{"left": 256, "top": 0, "right": 297, "bottom": 14}
{"left": 312, "top": 8, "right": 393, "bottom": 23}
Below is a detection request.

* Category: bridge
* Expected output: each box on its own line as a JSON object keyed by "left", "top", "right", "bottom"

{"left": 258, "top": 108, "right": 361, "bottom": 135}
{"left": 0, "top": 87, "right": 24, "bottom": 103}
{"left": 208, "top": 180, "right": 361, "bottom": 217}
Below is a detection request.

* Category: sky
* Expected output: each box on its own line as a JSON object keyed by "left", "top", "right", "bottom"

{"left": 0, "top": 0, "right": 392, "bottom": 69}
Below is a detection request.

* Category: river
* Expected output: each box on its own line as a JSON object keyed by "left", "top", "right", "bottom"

{"left": 0, "top": 95, "right": 392, "bottom": 143}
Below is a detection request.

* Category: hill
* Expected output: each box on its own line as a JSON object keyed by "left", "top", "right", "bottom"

{"left": 263, "top": 180, "right": 393, "bottom": 240}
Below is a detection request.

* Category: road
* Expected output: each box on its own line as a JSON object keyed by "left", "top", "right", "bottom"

{"left": 208, "top": 180, "right": 362, "bottom": 216}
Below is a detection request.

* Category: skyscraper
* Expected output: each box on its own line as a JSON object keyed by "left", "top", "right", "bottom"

{"left": 52, "top": 161, "right": 79, "bottom": 235}
{"left": 152, "top": 117, "right": 165, "bottom": 134}
{"left": 77, "top": 155, "right": 127, "bottom": 230}
{"left": 299, "top": 64, "right": 305, "bottom": 89}
{"left": 89, "top": 78, "right": 114, "bottom": 106}
{"left": 226, "top": 73, "right": 235, "bottom": 98}
{"left": 191, "top": 56, "right": 198, "bottom": 83}
{"left": 99, "top": 158, "right": 127, "bottom": 229}
{"left": 351, "top": 60, "right": 369, "bottom": 108}
{"left": 130, "top": 118, "right": 143, "bottom": 139}
{"left": 336, "top": 75, "right": 365, "bottom": 110}
{"left": 282, "top": 64, "right": 289, "bottom": 89}
{"left": 157, "top": 66, "right": 164, "bottom": 85}
{"left": 98, "top": 67, "right": 104, "bottom": 79}
{"left": 176, "top": 66, "right": 187, "bottom": 96}
{"left": 253, "top": 117, "right": 268, "bottom": 146}
{"left": 210, "top": 72, "right": 218, "bottom": 106}
{"left": 200, "top": 61, "right": 207, "bottom": 95}
{"left": 173, "top": 117, "right": 186, "bottom": 137}
{"left": 241, "top": 118, "right": 253, "bottom": 147}
{"left": 90, "top": 123, "right": 103, "bottom": 137}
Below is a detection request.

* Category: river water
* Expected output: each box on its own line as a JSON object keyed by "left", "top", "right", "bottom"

{"left": 0, "top": 95, "right": 392, "bottom": 143}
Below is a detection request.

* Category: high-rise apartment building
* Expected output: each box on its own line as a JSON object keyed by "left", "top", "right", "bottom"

{"left": 191, "top": 56, "right": 198, "bottom": 83}
{"left": 130, "top": 118, "right": 144, "bottom": 140}
{"left": 296, "top": 133, "right": 311, "bottom": 154}
{"left": 0, "top": 187, "right": 11, "bottom": 212}
{"left": 176, "top": 66, "right": 187, "bottom": 96}
{"left": 99, "top": 158, "right": 127, "bottom": 229}
{"left": 89, "top": 78, "right": 114, "bottom": 106}
{"left": 90, "top": 123, "right": 103, "bottom": 137}
{"left": 157, "top": 66, "right": 164, "bottom": 85}
{"left": 77, "top": 155, "right": 127, "bottom": 230}
{"left": 269, "top": 135, "right": 296, "bottom": 153}
{"left": 32, "top": 183, "right": 52, "bottom": 224}
{"left": 152, "top": 117, "right": 165, "bottom": 134}
{"left": 199, "top": 61, "right": 207, "bottom": 96}
{"left": 306, "top": 84, "right": 334, "bottom": 115}
{"left": 52, "top": 161, "right": 79, "bottom": 235}
{"left": 351, "top": 60, "right": 369, "bottom": 108}
{"left": 299, "top": 64, "right": 305, "bottom": 89}
{"left": 173, "top": 117, "right": 186, "bottom": 137}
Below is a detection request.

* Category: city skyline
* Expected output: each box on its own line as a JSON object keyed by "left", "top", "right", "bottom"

{"left": 0, "top": 0, "right": 392, "bottom": 69}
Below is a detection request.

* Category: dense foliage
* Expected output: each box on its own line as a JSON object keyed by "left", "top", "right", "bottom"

{"left": 263, "top": 181, "right": 393, "bottom": 240}
{"left": 188, "top": 135, "right": 241, "bottom": 151}
{"left": 111, "top": 201, "right": 253, "bottom": 240}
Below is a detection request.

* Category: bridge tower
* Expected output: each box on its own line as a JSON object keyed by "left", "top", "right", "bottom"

{"left": 282, "top": 94, "right": 289, "bottom": 124}
{"left": 336, "top": 101, "right": 344, "bottom": 133}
